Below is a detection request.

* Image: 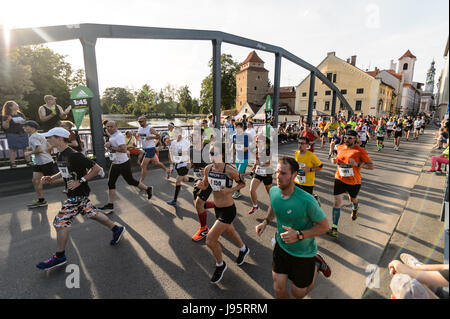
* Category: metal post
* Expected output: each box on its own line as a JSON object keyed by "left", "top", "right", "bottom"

{"left": 272, "top": 53, "right": 282, "bottom": 128}
{"left": 331, "top": 90, "right": 337, "bottom": 117}
{"left": 307, "top": 71, "right": 315, "bottom": 124}
{"left": 212, "top": 39, "right": 222, "bottom": 129}
{"left": 80, "top": 37, "right": 106, "bottom": 169}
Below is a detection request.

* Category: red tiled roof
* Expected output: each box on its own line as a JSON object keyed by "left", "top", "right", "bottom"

{"left": 268, "top": 86, "right": 295, "bottom": 94}
{"left": 366, "top": 69, "right": 402, "bottom": 81}
{"left": 399, "top": 50, "right": 417, "bottom": 60}
{"left": 241, "top": 51, "right": 265, "bottom": 66}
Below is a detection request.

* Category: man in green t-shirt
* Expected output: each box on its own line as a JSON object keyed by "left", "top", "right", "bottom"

{"left": 256, "top": 156, "right": 331, "bottom": 299}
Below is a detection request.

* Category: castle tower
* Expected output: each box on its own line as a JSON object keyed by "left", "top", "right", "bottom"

{"left": 235, "top": 51, "right": 269, "bottom": 111}
{"left": 397, "top": 49, "right": 417, "bottom": 83}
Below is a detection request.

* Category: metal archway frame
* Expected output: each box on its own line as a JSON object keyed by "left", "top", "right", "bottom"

{"left": 1, "top": 23, "right": 353, "bottom": 168}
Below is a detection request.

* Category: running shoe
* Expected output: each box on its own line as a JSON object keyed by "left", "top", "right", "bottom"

{"left": 351, "top": 207, "right": 359, "bottom": 221}
{"left": 110, "top": 226, "right": 125, "bottom": 246}
{"left": 147, "top": 186, "right": 153, "bottom": 200}
{"left": 248, "top": 206, "right": 259, "bottom": 215}
{"left": 99, "top": 203, "right": 114, "bottom": 215}
{"left": 315, "top": 253, "right": 331, "bottom": 278}
{"left": 192, "top": 226, "right": 208, "bottom": 242}
{"left": 167, "top": 199, "right": 177, "bottom": 206}
{"left": 400, "top": 253, "right": 424, "bottom": 267}
{"left": 236, "top": 246, "right": 250, "bottom": 266}
{"left": 36, "top": 254, "right": 67, "bottom": 270}
{"left": 232, "top": 191, "right": 241, "bottom": 199}
{"left": 27, "top": 199, "right": 48, "bottom": 208}
{"left": 326, "top": 228, "right": 338, "bottom": 238}
{"left": 210, "top": 261, "right": 227, "bottom": 284}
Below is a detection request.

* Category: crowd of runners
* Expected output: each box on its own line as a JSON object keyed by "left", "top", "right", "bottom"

{"left": 7, "top": 101, "right": 448, "bottom": 298}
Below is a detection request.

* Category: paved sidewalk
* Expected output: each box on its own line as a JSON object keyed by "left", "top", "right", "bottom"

{"left": 364, "top": 148, "right": 447, "bottom": 299}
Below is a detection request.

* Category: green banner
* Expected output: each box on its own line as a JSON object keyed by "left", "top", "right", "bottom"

{"left": 70, "top": 86, "right": 94, "bottom": 99}
{"left": 72, "top": 107, "right": 87, "bottom": 130}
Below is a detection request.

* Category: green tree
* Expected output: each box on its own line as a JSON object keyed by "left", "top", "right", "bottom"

{"left": 101, "top": 87, "right": 134, "bottom": 114}
{"left": 177, "top": 85, "right": 193, "bottom": 114}
{"left": 0, "top": 50, "right": 34, "bottom": 111}
{"left": 200, "top": 53, "right": 240, "bottom": 112}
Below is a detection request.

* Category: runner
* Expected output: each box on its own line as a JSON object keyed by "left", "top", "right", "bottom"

{"left": 328, "top": 127, "right": 344, "bottom": 159}
{"left": 393, "top": 119, "right": 403, "bottom": 151}
{"left": 23, "top": 120, "right": 59, "bottom": 208}
{"left": 404, "top": 116, "right": 413, "bottom": 141}
{"left": 195, "top": 142, "right": 250, "bottom": 284}
{"left": 166, "top": 127, "right": 195, "bottom": 206}
{"left": 248, "top": 136, "right": 273, "bottom": 215}
{"left": 324, "top": 116, "right": 340, "bottom": 149}
{"left": 301, "top": 122, "right": 319, "bottom": 153}
{"left": 294, "top": 136, "right": 323, "bottom": 196}
{"left": 99, "top": 121, "right": 153, "bottom": 213}
{"left": 191, "top": 121, "right": 215, "bottom": 242}
{"left": 375, "top": 120, "right": 386, "bottom": 152}
{"left": 420, "top": 115, "right": 426, "bottom": 135}
{"left": 386, "top": 117, "right": 395, "bottom": 139}
{"left": 355, "top": 120, "right": 369, "bottom": 148}
{"left": 232, "top": 122, "right": 249, "bottom": 199}
{"left": 318, "top": 118, "right": 328, "bottom": 148}
{"left": 413, "top": 117, "right": 422, "bottom": 140}
{"left": 327, "top": 130, "right": 374, "bottom": 238}
{"left": 255, "top": 156, "right": 331, "bottom": 299}
{"left": 37, "top": 127, "right": 125, "bottom": 270}
{"left": 137, "top": 116, "right": 169, "bottom": 183}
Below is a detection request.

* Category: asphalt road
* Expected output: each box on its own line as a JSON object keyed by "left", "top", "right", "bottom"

{"left": 0, "top": 128, "right": 439, "bottom": 299}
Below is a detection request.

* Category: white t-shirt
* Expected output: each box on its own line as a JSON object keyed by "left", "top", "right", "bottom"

{"left": 414, "top": 120, "right": 422, "bottom": 129}
{"left": 29, "top": 132, "right": 53, "bottom": 165}
{"left": 357, "top": 125, "right": 368, "bottom": 141}
{"left": 386, "top": 121, "right": 395, "bottom": 130}
{"left": 138, "top": 125, "right": 156, "bottom": 149}
{"left": 170, "top": 138, "right": 190, "bottom": 167}
{"left": 109, "top": 131, "right": 129, "bottom": 164}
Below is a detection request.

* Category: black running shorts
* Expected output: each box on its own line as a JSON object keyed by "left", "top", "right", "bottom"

{"left": 214, "top": 204, "right": 237, "bottom": 224}
{"left": 394, "top": 131, "right": 402, "bottom": 138}
{"left": 175, "top": 165, "right": 189, "bottom": 177}
{"left": 254, "top": 173, "right": 273, "bottom": 186}
{"left": 272, "top": 242, "right": 316, "bottom": 288}
{"left": 333, "top": 179, "right": 361, "bottom": 198}
{"left": 193, "top": 185, "right": 213, "bottom": 202}
{"left": 34, "top": 161, "right": 59, "bottom": 176}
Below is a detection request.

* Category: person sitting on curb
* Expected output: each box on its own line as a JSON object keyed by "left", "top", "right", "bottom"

{"left": 428, "top": 146, "right": 449, "bottom": 173}
{"left": 388, "top": 253, "right": 449, "bottom": 299}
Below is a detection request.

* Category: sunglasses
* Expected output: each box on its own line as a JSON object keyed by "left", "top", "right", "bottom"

{"left": 210, "top": 151, "right": 217, "bottom": 156}
{"left": 298, "top": 142, "right": 307, "bottom": 145}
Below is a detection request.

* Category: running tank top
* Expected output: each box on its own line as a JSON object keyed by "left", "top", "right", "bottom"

{"left": 208, "top": 164, "right": 233, "bottom": 191}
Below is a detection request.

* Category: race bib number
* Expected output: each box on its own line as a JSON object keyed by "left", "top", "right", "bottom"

{"left": 295, "top": 163, "right": 307, "bottom": 184}
{"left": 172, "top": 155, "right": 183, "bottom": 163}
{"left": 376, "top": 132, "right": 384, "bottom": 137}
{"left": 396, "top": 127, "right": 402, "bottom": 132}
{"left": 109, "top": 152, "right": 117, "bottom": 162}
{"left": 208, "top": 172, "right": 227, "bottom": 191}
{"left": 338, "top": 164, "right": 354, "bottom": 177}
{"left": 57, "top": 162, "right": 71, "bottom": 179}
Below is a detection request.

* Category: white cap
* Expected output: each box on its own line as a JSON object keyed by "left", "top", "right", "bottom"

{"left": 42, "top": 127, "right": 71, "bottom": 139}
{"left": 390, "top": 274, "right": 429, "bottom": 299}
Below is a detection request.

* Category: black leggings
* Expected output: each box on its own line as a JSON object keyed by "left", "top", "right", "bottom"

{"left": 108, "top": 160, "right": 140, "bottom": 189}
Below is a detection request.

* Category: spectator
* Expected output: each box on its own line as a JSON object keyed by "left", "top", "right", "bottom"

{"left": 102, "top": 120, "right": 110, "bottom": 142}
{"left": 125, "top": 130, "right": 144, "bottom": 163}
{"left": 38, "top": 95, "right": 71, "bottom": 132}
{"left": 1, "top": 101, "right": 31, "bottom": 168}
{"left": 388, "top": 253, "right": 449, "bottom": 299}
{"left": 242, "top": 114, "right": 248, "bottom": 130}
{"left": 60, "top": 121, "right": 82, "bottom": 152}
{"left": 428, "top": 146, "right": 449, "bottom": 173}
{"left": 278, "top": 124, "right": 287, "bottom": 144}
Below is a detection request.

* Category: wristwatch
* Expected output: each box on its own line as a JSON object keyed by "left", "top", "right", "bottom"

{"left": 297, "top": 230, "right": 304, "bottom": 241}
{"left": 80, "top": 177, "right": 87, "bottom": 183}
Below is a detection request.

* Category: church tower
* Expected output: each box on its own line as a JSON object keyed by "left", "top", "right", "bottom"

{"left": 397, "top": 49, "right": 417, "bottom": 83}
{"left": 235, "top": 51, "right": 269, "bottom": 111}
{"left": 425, "top": 60, "right": 436, "bottom": 93}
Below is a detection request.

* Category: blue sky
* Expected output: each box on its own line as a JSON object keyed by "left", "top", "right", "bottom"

{"left": 2, "top": 0, "right": 449, "bottom": 99}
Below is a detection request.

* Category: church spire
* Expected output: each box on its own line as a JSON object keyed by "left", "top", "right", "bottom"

{"left": 425, "top": 60, "right": 436, "bottom": 93}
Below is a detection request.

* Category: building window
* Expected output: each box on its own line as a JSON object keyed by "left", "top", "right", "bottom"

{"left": 302, "top": 92, "right": 307, "bottom": 97}
{"left": 254, "top": 87, "right": 257, "bottom": 91}
{"left": 355, "top": 100, "right": 362, "bottom": 111}
{"left": 325, "top": 90, "right": 331, "bottom": 96}
{"left": 333, "top": 74, "right": 337, "bottom": 83}
{"left": 403, "top": 63, "right": 408, "bottom": 70}
{"left": 314, "top": 92, "right": 317, "bottom": 96}
{"left": 327, "top": 73, "right": 332, "bottom": 81}
{"left": 341, "top": 89, "right": 347, "bottom": 95}
{"left": 324, "top": 101, "right": 330, "bottom": 111}
{"left": 357, "top": 88, "right": 364, "bottom": 94}
{"left": 340, "top": 102, "right": 345, "bottom": 109}
{"left": 313, "top": 102, "right": 316, "bottom": 109}
{"left": 240, "top": 88, "right": 242, "bottom": 92}
{"left": 257, "top": 76, "right": 260, "bottom": 80}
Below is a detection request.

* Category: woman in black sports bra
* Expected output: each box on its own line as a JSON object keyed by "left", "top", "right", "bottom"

{"left": 195, "top": 142, "right": 250, "bottom": 284}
